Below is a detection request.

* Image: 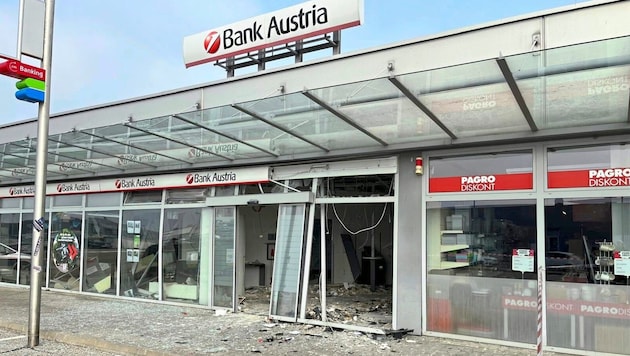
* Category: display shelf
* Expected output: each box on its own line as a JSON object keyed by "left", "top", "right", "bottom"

{"left": 440, "top": 244, "right": 470, "bottom": 253}
{"left": 435, "top": 261, "right": 470, "bottom": 270}
{"left": 439, "top": 230, "right": 470, "bottom": 270}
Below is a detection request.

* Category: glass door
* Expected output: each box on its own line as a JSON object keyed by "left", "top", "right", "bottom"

{"left": 213, "top": 207, "right": 236, "bottom": 310}
{"left": 270, "top": 204, "right": 307, "bottom": 321}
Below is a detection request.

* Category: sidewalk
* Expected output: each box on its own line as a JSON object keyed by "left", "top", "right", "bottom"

{"left": 0, "top": 285, "right": 562, "bottom": 356}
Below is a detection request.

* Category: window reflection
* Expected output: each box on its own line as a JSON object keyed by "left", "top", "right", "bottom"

{"left": 545, "top": 197, "right": 630, "bottom": 353}
{"left": 83, "top": 211, "right": 119, "bottom": 294}
{"left": 162, "top": 208, "right": 201, "bottom": 303}
{"left": 427, "top": 200, "right": 537, "bottom": 343}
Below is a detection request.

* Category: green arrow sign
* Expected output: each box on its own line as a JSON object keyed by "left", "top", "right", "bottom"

{"left": 16, "top": 78, "right": 45, "bottom": 91}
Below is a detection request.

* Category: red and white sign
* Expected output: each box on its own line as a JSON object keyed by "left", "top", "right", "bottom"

{"left": 503, "top": 296, "right": 630, "bottom": 320}
{"left": 183, "top": 0, "right": 364, "bottom": 67}
{"left": 0, "top": 166, "right": 270, "bottom": 198}
{"left": 548, "top": 167, "right": 630, "bottom": 189}
{"left": 614, "top": 250, "right": 630, "bottom": 277}
{"left": 512, "top": 249, "right": 535, "bottom": 273}
{"left": 429, "top": 173, "right": 532, "bottom": 193}
{"left": 0, "top": 60, "right": 46, "bottom": 80}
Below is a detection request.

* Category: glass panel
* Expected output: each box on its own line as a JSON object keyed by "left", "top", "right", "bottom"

{"left": 83, "top": 211, "right": 118, "bottom": 295}
{"left": 318, "top": 174, "right": 395, "bottom": 198}
{"left": 0, "top": 213, "right": 25, "bottom": 284}
{"left": 214, "top": 207, "right": 235, "bottom": 308}
{"left": 318, "top": 78, "right": 450, "bottom": 143}
{"left": 545, "top": 197, "right": 630, "bottom": 353}
{"left": 20, "top": 213, "right": 40, "bottom": 286}
{"left": 270, "top": 204, "right": 306, "bottom": 319}
{"left": 207, "top": 103, "right": 321, "bottom": 156}
{"left": 23, "top": 197, "right": 50, "bottom": 209}
{"left": 0, "top": 198, "right": 21, "bottom": 208}
{"left": 426, "top": 200, "right": 537, "bottom": 343}
{"left": 399, "top": 60, "right": 529, "bottom": 138}
{"left": 172, "top": 111, "right": 271, "bottom": 161}
{"left": 48, "top": 212, "right": 83, "bottom": 291}
{"left": 162, "top": 208, "right": 201, "bottom": 303}
{"left": 53, "top": 194, "right": 83, "bottom": 207}
{"left": 123, "top": 191, "right": 163, "bottom": 205}
{"left": 165, "top": 189, "right": 208, "bottom": 204}
{"left": 213, "top": 186, "right": 236, "bottom": 197}
{"left": 429, "top": 151, "right": 533, "bottom": 193}
{"left": 547, "top": 143, "right": 630, "bottom": 189}
{"left": 506, "top": 36, "right": 630, "bottom": 130}
{"left": 86, "top": 192, "right": 121, "bottom": 207}
{"left": 119, "top": 209, "right": 161, "bottom": 299}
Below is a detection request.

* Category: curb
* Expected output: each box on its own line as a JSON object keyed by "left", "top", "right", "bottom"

{"left": 0, "top": 321, "right": 172, "bottom": 356}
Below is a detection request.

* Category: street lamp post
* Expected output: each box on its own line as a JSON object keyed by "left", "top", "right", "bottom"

{"left": 28, "top": 0, "right": 55, "bottom": 347}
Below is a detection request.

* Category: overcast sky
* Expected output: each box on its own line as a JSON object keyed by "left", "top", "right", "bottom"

{"left": 0, "top": 0, "right": 587, "bottom": 126}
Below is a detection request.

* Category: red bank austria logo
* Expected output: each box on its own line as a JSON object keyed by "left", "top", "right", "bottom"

{"left": 186, "top": 174, "right": 194, "bottom": 184}
{"left": 204, "top": 31, "right": 221, "bottom": 54}
{"left": 115, "top": 180, "right": 122, "bottom": 189}
{"left": 9, "top": 187, "right": 14, "bottom": 196}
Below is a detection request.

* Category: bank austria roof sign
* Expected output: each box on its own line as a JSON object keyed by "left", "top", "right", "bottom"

{"left": 183, "top": 0, "right": 364, "bottom": 68}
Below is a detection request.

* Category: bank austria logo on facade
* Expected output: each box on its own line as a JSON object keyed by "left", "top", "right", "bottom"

{"left": 56, "top": 182, "right": 92, "bottom": 193}
{"left": 204, "top": 31, "right": 221, "bottom": 54}
{"left": 186, "top": 172, "right": 238, "bottom": 185}
{"left": 115, "top": 177, "right": 156, "bottom": 189}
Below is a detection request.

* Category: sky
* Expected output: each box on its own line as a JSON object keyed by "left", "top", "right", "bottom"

{"left": 0, "top": 0, "right": 589, "bottom": 126}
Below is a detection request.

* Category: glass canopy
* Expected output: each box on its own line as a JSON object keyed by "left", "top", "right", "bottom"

{"left": 1, "top": 36, "right": 629, "bottom": 185}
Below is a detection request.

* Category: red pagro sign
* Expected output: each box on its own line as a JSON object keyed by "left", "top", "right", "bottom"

{"left": 548, "top": 167, "right": 630, "bottom": 189}
{"left": 0, "top": 60, "right": 46, "bottom": 81}
{"left": 429, "top": 173, "right": 532, "bottom": 193}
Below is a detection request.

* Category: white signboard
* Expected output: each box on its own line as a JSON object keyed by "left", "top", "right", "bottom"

{"left": 183, "top": 0, "right": 364, "bottom": 67}
{"left": 614, "top": 251, "right": 630, "bottom": 277}
{"left": 0, "top": 166, "right": 270, "bottom": 198}
{"left": 512, "top": 249, "right": 535, "bottom": 273}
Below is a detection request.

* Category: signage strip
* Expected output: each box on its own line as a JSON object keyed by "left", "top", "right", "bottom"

{"left": 0, "top": 166, "right": 270, "bottom": 198}
{"left": 429, "top": 173, "right": 533, "bottom": 193}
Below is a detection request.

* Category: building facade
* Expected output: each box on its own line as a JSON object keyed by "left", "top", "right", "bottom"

{"left": 1, "top": 1, "right": 630, "bottom": 354}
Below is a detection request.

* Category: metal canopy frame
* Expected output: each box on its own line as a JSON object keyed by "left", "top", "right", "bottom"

{"left": 0, "top": 36, "right": 628, "bottom": 186}
{"left": 232, "top": 104, "right": 330, "bottom": 152}
{"left": 79, "top": 129, "right": 191, "bottom": 165}
{"left": 124, "top": 122, "right": 234, "bottom": 161}
{"left": 8, "top": 141, "right": 122, "bottom": 172}
{"left": 171, "top": 114, "right": 279, "bottom": 158}
{"left": 47, "top": 137, "right": 158, "bottom": 169}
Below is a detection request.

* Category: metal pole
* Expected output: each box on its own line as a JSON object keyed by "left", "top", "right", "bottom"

{"left": 28, "top": 0, "right": 55, "bottom": 348}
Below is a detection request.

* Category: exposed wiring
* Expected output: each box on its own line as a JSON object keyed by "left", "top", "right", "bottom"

{"left": 326, "top": 175, "right": 394, "bottom": 236}
{"left": 332, "top": 203, "right": 389, "bottom": 236}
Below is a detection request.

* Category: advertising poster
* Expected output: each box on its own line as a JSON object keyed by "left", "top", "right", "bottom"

{"left": 52, "top": 228, "right": 80, "bottom": 273}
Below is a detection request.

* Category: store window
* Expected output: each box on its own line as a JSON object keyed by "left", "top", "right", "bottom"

{"left": 0, "top": 213, "right": 24, "bottom": 284}
{"left": 548, "top": 143, "right": 630, "bottom": 189}
{"left": 429, "top": 150, "right": 533, "bottom": 193}
{"left": 544, "top": 197, "right": 630, "bottom": 353}
{"left": 119, "top": 209, "right": 160, "bottom": 298}
{"left": 48, "top": 211, "right": 83, "bottom": 291}
{"left": 162, "top": 208, "right": 201, "bottom": 303}
{"left": 426, "top": 200, "right": 537, "bottom": 343}
{"left": 86, "top": 193, "right": 121, "bottom": 207}
{"left": 83, "top": 211, "right": 119, "bottom": 295}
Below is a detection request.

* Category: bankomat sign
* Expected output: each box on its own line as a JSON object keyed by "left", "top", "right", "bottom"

{"left": 183, "top": 0, "right": 364, "bottom": 67}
